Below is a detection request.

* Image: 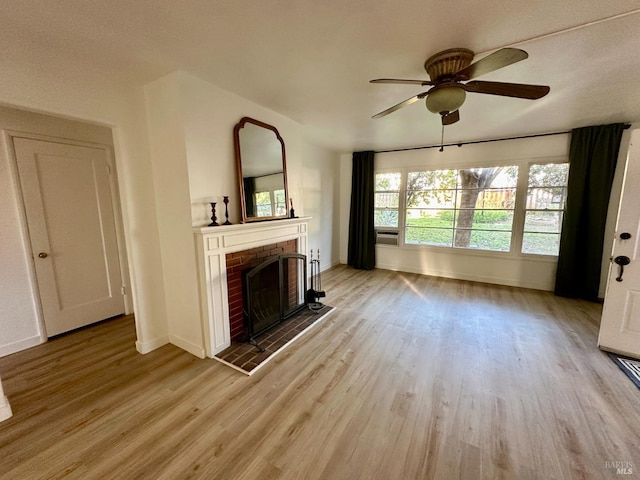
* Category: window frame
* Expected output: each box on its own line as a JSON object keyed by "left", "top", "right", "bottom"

{"left": 405, "top": 167, "right": 518, "bottom": 252}
{"left": 373, "top": 156, "right": 568, "bottom": 259}
{"left": 254, "top": 187, "right": 287, "bottom": 218}
{"left": 520, "top": 161, "right": 569, "bottom": 256}
{"left": 374, "top": 170, "right": 403, "bottom": 239}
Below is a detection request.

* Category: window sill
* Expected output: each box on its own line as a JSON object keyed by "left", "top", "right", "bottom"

{"left": 380, "top": 242, "right": 558, "bottom": 263}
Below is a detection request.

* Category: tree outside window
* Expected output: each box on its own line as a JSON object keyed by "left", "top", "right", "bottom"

{"left": 255, "top": 191, "right": 273, "bottom": 217}
{"left": 254, "top": 188, "right": 286, "bottom": 217}
{"left": 406, "top": 167, "right": 517, "bottom": 251}
{"left": 274, "top": 189, "right": 286, "bottom": 216}
{"left": 374, "top": 162, "right": 568, "bottom": 255}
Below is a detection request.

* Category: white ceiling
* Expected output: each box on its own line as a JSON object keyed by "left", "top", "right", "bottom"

{"left": 3, "top": 1, "right": 640, "bottom": 152}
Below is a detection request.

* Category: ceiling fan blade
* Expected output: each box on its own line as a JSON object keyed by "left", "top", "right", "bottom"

{"left": 441, "top": 110, "right": 460, "bottom": 125}
{"left": 370, "top": 78, "right": 435, "bottom": 86}
{"left": 372, "top": 92, "right": 428, "bottom": 118}
{"left": 455, "top": 48, "right": 528, "bottom": 80}
{"left": 463, "top": 80, "right": 550, "bottom": 99}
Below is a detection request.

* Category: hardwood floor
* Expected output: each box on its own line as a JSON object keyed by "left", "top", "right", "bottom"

{"left": 0, "top": 265, "right": 638, "bottom": 479}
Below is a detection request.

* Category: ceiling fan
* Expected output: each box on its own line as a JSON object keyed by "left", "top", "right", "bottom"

{"left": 370, "top": 48, "right": 550, "bottom": 125}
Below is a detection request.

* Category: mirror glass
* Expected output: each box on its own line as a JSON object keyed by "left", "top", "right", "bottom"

{"left": 234, "top": 117, "right": 289, "bottom": 222}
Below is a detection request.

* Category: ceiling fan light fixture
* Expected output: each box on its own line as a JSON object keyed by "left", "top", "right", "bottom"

{"left": 371, "top": 47, "right": 548, "bottom": 122}
{"left": 425, "top": 86, "right": 466, "bottom": 114}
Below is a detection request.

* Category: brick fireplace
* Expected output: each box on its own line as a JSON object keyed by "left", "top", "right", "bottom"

{"left": 225, "top": 240, "right": 297, "bottom": 340}
{"left": 194, "top": 217, "right": 309, "bottom": 357}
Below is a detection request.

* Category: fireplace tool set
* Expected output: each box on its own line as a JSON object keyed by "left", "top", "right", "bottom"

{"left": 306, "top": 249, "right": 326, "bottom": 311}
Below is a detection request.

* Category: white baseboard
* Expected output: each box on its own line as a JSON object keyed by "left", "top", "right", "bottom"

{"left": 320, "top": 260, "right": 340, "bottom": 272}
{"left": 0, "top": 396, "right": 12, "bottom": 422}
{"left": 135, "top": 335, "right": 169, "bottom": 354}
{"left": 375, "top": 262, "right": 553, "bottom": 291}
{"left": 0, "top": 335, "right": 44, "bottom": 358}
{"left": 169, "top": 334, "right": 206, "bottom": 359}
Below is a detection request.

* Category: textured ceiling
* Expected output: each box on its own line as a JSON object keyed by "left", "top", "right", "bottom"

{"left": 2, "top": 0, "right": 639, "bottom": 152}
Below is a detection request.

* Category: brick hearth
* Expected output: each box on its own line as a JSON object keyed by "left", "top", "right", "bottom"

{"left": 215, "top": 304, "right": 334, "bottom": 374}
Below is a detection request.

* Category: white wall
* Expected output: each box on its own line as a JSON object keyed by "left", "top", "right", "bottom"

{"left": 176, "top": 72, "right": 305, "bottom": 227}
{"left": 143, "top": 71, "right": 341, "bottom": 358}
{"left": 302, "top": 143, "right": 341, "bottom": 271}
{"left": 339, "top": 135, "right": 571, "bottom": 290}
{"left": 254, "top": 174, "right": 285, "bottom": 193}
{"left": 0, "top": 41, "right": 168, "bottom": 357}
{"left": 0, "top": 51, "right": 340, "bottom": 360}
{"left": 0, "top": 133, "right": 42, "bottom": 355}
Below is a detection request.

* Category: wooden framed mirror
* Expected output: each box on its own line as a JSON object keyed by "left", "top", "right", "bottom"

{"left": 234, "top": 117, "right": 289, "bottom": 223}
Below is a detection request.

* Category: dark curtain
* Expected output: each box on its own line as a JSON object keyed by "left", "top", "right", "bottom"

{"left": 348, "top": 151, "right": 376, "bottom": 270}
{"left": 554, "top": 123, "right": 625, "bottom": 301}
{"left": 243, "top": 177, "right": 256, "bottom": 217}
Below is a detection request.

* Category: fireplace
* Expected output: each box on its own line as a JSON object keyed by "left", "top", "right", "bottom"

{"left": 245, "top": 253, "right": 307, "bottom": 340}
{"left": 226, "top": 240, "right": 298, "bottom": 341}
{"left": 194, "top": 217, "right": 309, "bottom": 357}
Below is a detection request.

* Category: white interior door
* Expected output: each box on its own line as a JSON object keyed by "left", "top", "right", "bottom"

{"left": 598, "top": 129, "right": 640, "bottom": 358}
{"left": 14, "top": 137, "right": 125, "bottom": 337}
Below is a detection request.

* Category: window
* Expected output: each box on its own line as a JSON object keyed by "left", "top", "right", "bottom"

{"left": 274, "top": 189, "right": 287, "bottom": 216}
{"left": 373, "top": 161, "right": 569, "bottom": 255}
{"left": 254, "top": 188, "right": 286, "bottom": 217}
{"left": 255, "top": 191, "right": 273, "bottom": 217}
{"left": 522, "top": 163, "right": 569, "bottom": 255}
{"left": 405, "top": 167, "right": 518, "bottom": 251}
{"left": 374, "top": 172, "right": 401, "bottom": 228}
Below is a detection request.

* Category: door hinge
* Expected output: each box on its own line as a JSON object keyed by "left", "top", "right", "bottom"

{"left": 120, "top": 285, "right": 126, "bottom": 295}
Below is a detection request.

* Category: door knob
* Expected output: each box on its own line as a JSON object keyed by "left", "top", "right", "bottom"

{"left": 614, "top": 255, "right": 631, "bottom": 282}
{"left": 38, "top": 252, "right": 48, "bottom": 258}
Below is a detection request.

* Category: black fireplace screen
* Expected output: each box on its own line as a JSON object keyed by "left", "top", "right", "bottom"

{"left": 245, "top": 253, "right": 306, "bottom": 339}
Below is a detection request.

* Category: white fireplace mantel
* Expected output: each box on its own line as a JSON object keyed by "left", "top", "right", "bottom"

{"left": 194, "top": 217, "right": 309, "bottom": 357}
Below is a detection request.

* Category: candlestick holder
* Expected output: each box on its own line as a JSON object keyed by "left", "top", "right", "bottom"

{"left": 289, "top": 198, "right": 296, "bottom": 218}
{"left": 223, "top": 196, "right": 232, "bottom": 225}
{"left": 208, "top": 202, "right": 218, "bottom": 227}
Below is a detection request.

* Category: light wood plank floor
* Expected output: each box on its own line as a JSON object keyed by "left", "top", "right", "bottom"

{"left": 0, "top": 266, "right": 638, "bottom": 479}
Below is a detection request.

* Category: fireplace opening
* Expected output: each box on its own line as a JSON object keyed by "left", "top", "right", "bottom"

{"left": 244, "top": 253, "right": 307, "bottom": 341}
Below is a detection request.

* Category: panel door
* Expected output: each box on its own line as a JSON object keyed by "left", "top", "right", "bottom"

{"left": 14, "top": 137, "right": 125, "bottom": 336}
{"left": 599, "top": 129, "right": 640, "bottom": 357}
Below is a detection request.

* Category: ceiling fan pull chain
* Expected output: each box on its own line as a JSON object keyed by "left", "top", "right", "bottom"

{"left": 439, "top": 123, "right": 445, "bottom": 152}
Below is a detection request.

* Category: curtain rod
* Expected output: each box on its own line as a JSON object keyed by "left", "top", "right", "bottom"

{"left": 374, "top": 124, "right": 631, "bottom": 154}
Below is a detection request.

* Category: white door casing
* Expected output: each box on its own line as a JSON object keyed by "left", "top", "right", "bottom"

{"left": 13, "top": 137, "right": 125, "bottom": 337}
{"left": 598, "top": 129, "right": 640, "bottom": 358}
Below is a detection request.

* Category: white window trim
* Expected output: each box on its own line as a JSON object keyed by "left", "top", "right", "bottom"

{"left": 520, "top": 160, "right": 568, "bottom": 258}
{"left": 374, "top": 157, "right": 568, "bottom": 260}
